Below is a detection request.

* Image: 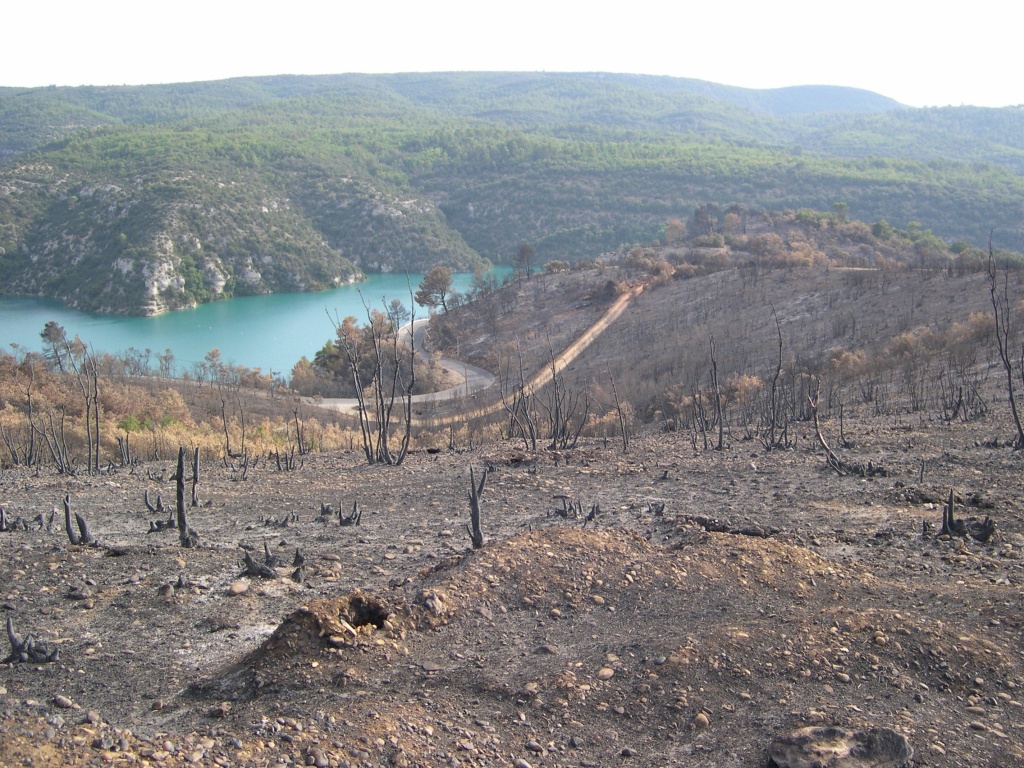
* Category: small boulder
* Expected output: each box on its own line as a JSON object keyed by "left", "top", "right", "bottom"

{"left": 767, "top": 726, "right": 912, "bottom": 768}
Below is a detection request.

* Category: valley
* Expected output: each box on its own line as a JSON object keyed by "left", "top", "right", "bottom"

{"left": 3, "top": 229, "right": 1024, "bottom": 765}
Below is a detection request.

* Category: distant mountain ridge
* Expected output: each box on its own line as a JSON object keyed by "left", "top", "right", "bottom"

{"left": 1, "top": 72, "right": 1021, "bottom": 314}
{"left": 0, "top": 73, "right": 904, "bottom": 137}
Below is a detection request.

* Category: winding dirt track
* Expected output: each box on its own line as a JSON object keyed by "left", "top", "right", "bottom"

{"left": 314, "top": 283, "right": 643, "bottom": 427}
{"left": 408, "top": 282, "right": 643, "bottom": 428}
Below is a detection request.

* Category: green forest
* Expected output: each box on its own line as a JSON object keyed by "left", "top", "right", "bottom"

{"left": 1, "top": 72, "right": 1022, "bottom": 314}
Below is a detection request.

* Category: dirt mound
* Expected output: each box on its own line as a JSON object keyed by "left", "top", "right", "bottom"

{"left": 192, "top": 590, "right": 406, "bottom": 702}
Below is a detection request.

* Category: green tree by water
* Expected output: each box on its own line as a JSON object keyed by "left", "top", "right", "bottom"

{"left": 415, "top": 266, "right": 454, "bottom": 314}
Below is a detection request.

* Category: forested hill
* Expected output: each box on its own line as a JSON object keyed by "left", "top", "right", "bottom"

{"left": 1, "top": 72, "right": 1022, "bottom": 314}
{"left": 0, "top": 74, "right": 904, "bottom": 145}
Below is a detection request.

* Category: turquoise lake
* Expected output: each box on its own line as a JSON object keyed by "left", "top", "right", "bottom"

{"left": 0, "top": 271, "right": 501, "bottom": 380}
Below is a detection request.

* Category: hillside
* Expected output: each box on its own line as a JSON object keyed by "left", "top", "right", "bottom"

{"left": 1, "top": 402, "right": 1023, "bottom": 767}
{"left": 1, "top": 73, "right": 1024, "bottom": 314}
{"left": 418, "top": 208, "right": 1017, "bottom": 431}
{"left": 3, "top": 220, "right": 1024, "bottom": 765}
{"left": 0, "top": 74, "right": 906, "bottom": 152}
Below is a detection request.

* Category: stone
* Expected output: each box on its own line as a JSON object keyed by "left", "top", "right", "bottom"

{"left": 208, "top": 702, "right": 231, "bottom": 718}
{"left": 596, "top": 667, "right": 615, "bottom": 680}
{"left": 768, "top": 726, "right": 912, "bottom": 768}
{"left": 228, "top": 580, "right": 248, "bottom": 595}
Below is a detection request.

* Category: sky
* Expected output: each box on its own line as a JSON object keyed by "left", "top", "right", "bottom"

{"left": 3, "top": 1, "right": 1020, "bottom": 108}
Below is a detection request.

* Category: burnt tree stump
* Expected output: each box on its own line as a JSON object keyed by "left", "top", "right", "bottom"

{"left": 339, "top": 501, "right": 362, "bottom": 526}
{"left": 4, "top": 616, "right": 59, "bottom": 664}
{"left": 176, "top": 447, "right": 199, "bottom": 548}
{"left": 241, "top": 550, "right": 277, "bottom": 579}
{"left": 191, "top": 447, "right": 201, "bottom": 507}
{"left": 63, "top": 495, "right": 94, "bottom": 546}
{"left": 467, "top": 466, "right": 487, "bottom": 549}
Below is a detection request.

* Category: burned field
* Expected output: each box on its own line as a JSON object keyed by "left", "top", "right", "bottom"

{"left": 2, "top": 407, "right": 1024, "bottom": 767}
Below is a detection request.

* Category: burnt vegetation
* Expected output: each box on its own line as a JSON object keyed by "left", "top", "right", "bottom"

{"left": 2, "top": 207, "right": 1022, "bottom": 474}
{"left": 3, "top": 207, "right": 1024, "bottom": 767}
{"left": 416, "top": 208, "right": 1022, "bottom": 458}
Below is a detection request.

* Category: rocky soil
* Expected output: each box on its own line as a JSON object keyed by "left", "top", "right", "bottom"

{"left": 2, "top": 402, "right": 1024, "bottom": 767}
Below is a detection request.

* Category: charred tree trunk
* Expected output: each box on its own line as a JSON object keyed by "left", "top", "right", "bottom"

{"left": 610, "top": 375, "right": 629, "bottom": 454}
{"left": 116, "top": 434, "right": 131, "bottom": 466}
{"left": 63, "top": 495, "right": 93, "bottom": 546}
{"left": 36, "top": 406, "right": 73, "bottom": 474}
{"left": 939, "top": 488, "right": 968, "bottom": 537}
{"left": 66, "top": 342, "right": 101, "bottom": 474}
{"left": 762, "top": 307, "right": 785, "bottom": 451}
{"left": 236, "top": 389, "right": 247, "bottom": 458}
{"left": 176, "top": 447, "right": 199, "bottom": 547}
{"left": 339, "top": 501, "right": 362, "bottom": 526}
{"left": 809, "top": 382, "right": 845, "bottom": 475}
{"left": 219, "top": 390, "right": 235, "bottom": 459}
{"left": 710, "top": 335, "right": 724, "bottom": 451}
{"left": 241, "top": 550, "right": 276, "bottom": 578}
{"left": 293, "top": 407, "right": 306, "bottom": 455}
{"left": 467, "top": 466, "right": 487, "bottom": 549}
{"left": 191, "top": 447, "right": 201, "bottom": 507}
{"left": 988, "top": 245, "right": 1024, "bottom": 449}
{"left": 500, "top": 346, "right": 538, "bottom": 451}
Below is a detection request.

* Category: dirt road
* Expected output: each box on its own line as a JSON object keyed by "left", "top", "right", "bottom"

{"left": 314, "top": 283, "right": 643, "bottom": 426}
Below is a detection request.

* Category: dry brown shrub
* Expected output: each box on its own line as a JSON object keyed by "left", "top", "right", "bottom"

{"left": 888, "top": 328, "right": 940, "bottom": 359}
{"left": 835, "top": 220, "right": 873, "bottom": 240}
{"left": 948, "top": 312, "right": 994, "bottom": 348}
{"left": 586, "top": 404, "right": 634, "bottom": 440}
{"left": 749, "top": 233, "right": 784, "bottom": 258}
{"left": 671, "top": 263, "right": 699, "bottom": 279}
{"left": 649, "top": 261, "right": 675, "bottom": 286}
{"left": 827, "top": 349, "right": 868, "bottom": 380}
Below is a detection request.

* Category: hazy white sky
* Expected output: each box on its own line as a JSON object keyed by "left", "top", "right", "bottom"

{"left": 4, "top": 1, "right": 1020, "bottom": 108}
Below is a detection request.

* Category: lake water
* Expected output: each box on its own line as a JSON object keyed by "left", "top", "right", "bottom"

{"left": 0, "top": 270, "right": 502, "bottom": 379}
